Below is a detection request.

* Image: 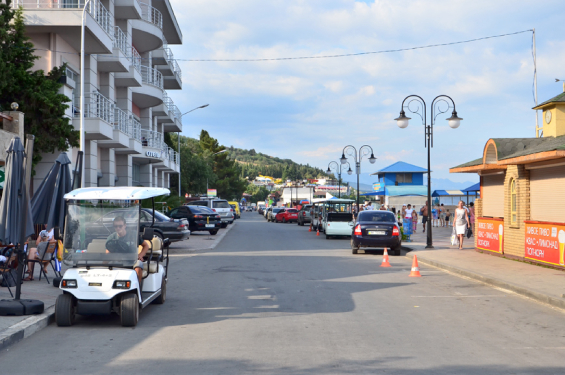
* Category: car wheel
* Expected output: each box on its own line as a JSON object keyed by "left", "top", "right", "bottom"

{"left": 325, "top": 234, "right": 330, "bottom": 239}
{"left": 282, "top": 218, "right": 286, "bottom": 223}
{"left": 120, "top": 293, "right": 139, "bottom": 327}
{"left": 221, "top": 223, "right": 228, "bottom": 228}
{"left": 351, "top": 239, "right": 359, "bottom": 254}
{"left": 392, "top": 246, "right": 402, "bottom": 256}
{"left": 209, "top": 230, "right": 218, "bottom": 235}
{"left": 55, "top": 293, "right": 76, "bottom": 327}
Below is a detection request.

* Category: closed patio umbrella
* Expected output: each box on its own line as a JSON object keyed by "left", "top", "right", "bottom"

{"left": 31, "top": 152, "right": 72, "bottom": 229}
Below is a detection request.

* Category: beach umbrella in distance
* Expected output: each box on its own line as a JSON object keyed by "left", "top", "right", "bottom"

{"left": 31, "top": 152, "right": 72, "bottom": 229}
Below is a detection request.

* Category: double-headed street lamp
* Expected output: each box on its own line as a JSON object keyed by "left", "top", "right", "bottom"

{"left": 178, "top": 104, "right": 209, "bottom": 197}
{"left": 340, "top": 145, "right": 376, "bottom": 212}
{"left": 326, "top": 161, "right": 351, "bottom": 199}
{"left": 395, "top": 95, "right": 463, "bottom": 248}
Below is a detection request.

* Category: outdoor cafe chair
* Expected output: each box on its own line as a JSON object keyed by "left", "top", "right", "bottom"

{"left": 27, "top": 240, "right": 59, "bottom": 284}
{"left": 0, "top": 248, "right": 18, "bottom": 297}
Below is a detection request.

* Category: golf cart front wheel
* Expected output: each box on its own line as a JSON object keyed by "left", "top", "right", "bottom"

{"left": 120, "top": 293, "right": 139, "bottom": 327}
{"left": 55, "top": 293, "right": 76, "bottom": 327}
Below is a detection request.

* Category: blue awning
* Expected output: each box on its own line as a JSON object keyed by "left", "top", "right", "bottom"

{"left": 385, "top": 186, "right": 428, "bottom": 197}
{"left": 432, "top": 190, "right": 466, "bottom": 197}
{"left": 462, "top": 182, "right": 480, "bottom": 192}
{"left": 360, "top": 191, "right": 386, "bottom": 196}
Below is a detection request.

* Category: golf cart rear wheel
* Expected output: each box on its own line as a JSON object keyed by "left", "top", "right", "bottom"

{"left": 55, "top": 293, "right": 76, "bottom": 327}
{"left": 120, "top": 293, "right": 139, "bottom": 327}
{"left": 154, "top": 276, "right": 167, "bottom": 305}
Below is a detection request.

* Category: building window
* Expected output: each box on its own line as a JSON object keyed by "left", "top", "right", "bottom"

{"left": 396, "top": 173, "right": 412, "bottom": 184}
{"left": 510, "top": 179, "right": 517, "bottom": 224}
{"left": 132, "top": 164, "right": 141, "bottom": 186}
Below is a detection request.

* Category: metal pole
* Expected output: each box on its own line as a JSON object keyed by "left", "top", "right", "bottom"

{"left": 79, "top": 0, "right": 91, "bottom": 188}
{"left": 533, "top": 28, "right": 540, "bottom": 138}
{"left": 356, "top": 162, "right": 360, "bottom": 214}
{"left": 426, "top": 124, "right": 433, "bottom": 248}
{"left": 338, "top": 169, "right": 341, "bottom": 199}
{"left": 177, "top": 132, "right": 181, "bottom": 197}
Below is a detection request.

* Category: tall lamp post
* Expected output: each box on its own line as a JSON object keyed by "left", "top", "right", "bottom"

{"left": 79, "top": 0, "right": 92, "bottom": 188}
{"left": 394, "top": 95, "right": 463, "bottom": 248}
{"left": 326, "top": 161, "right": 351, "bottom": 199}
{"left": 340, "top": 145, "right": 377, "bottom": 212}
{"left": 178, "top": 104, "right": 209, "bottom": 197}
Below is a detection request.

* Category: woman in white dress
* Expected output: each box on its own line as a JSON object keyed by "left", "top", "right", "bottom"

{"left": 454, "top": 200, "right": 470, "bottom": 250}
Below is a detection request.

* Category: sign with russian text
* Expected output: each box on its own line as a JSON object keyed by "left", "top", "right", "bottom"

{"left": 373, "top": 183, "right": 381, "bottom": 191}
{"left": 476, "top": 217, "right": 504, "bottom": 254}
{"left": 525, "top": 221, "right": 565, "bottom": 267}
{"left": 207, "top": 189, "right": 217, "bottom": 197}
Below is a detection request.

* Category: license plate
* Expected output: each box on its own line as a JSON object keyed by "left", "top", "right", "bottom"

{"left": 205, "top": 224, "right": 215, "bottom": 228}
{"left": 368, "top": 230, "right": 386, "bottom": 235}
{"left": 89, "top": 282, "right": 102, "bottom": 286}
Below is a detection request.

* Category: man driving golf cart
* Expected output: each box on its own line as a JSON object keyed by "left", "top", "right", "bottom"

{"left": 105, "top": 215, "right": 150, "bottom": 286}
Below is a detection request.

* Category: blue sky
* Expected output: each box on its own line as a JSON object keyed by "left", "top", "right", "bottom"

{"left": 168, "top": 0, "right": 565, "bottom": 183}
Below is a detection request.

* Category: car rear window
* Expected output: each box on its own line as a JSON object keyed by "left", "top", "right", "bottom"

{"left": 189, "top": 206, "right": 215, "bottom": 214}
{"left": 186, "top": 201, "right": 208, "bottom": 207}
{"left": 212, "top": 201, "right": 231, "bottom": 209}
{"left": 287, "top": 209, "right": 298, "bottom": 213}
{"left": 358, "top": 212, "right": 396, "bottom": 222}
{"left": 151, "top": 210, "right": 171, "bottom": 221}
{"left": 273, "top": 208, "right": 283, "bottom": 213}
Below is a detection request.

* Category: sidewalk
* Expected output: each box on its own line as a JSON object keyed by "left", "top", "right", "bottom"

{"left": 403, "top": 223, "right": 565, "bottom": 310}
{"left": 0, "top": 221, "right": 238, "bottom": 351}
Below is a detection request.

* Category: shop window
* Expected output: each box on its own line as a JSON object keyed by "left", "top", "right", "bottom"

{"left": 510, "top": 179, "right": 517, "bottom": 225}
{"left": 395, "top": 173, "right": 412, "bottom": 184}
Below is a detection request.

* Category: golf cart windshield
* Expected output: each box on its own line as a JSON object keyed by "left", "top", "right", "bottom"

{"left": 63, "top": 201, "right": 140, "bottom": 268}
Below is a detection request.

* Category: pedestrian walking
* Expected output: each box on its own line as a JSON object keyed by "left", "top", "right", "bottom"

{"left": 411, "top": 207, "right": 418, "bottom": 232}
{"left": 404, "top": 204, "right": 414, "bottom": 236}
{"left": 439, "top": 203, "right": 446, "bottom": 227}
{"left": 432, "top": 205, "right": 439, "bottom": 227}
{"left": 445, "top": 209, "right": 451, "bottom": 227}
{"left": 454, "top": 200, "right": 470, "bottom": 249}
{"left": 420, "top": 201, "right": 429, "bottom": 233}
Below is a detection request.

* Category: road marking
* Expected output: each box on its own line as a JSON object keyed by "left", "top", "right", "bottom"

{"left": 411, "top": 295, "right": 505, "bottom": 298}
{"left": 196, "top": 307, "right": 237, "bottom": 310}
{"left": 254, "top": 305, "right": 280, "bottom": 309}
{"left": 247, "top": 295, "right": 275, "bottom": 300}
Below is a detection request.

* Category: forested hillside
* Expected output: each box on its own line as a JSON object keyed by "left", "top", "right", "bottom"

{"left": 227, "top": 146, "right": 329, "bottom": 181}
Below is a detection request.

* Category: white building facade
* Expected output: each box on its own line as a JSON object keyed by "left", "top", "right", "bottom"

{"left": 14, "top": 0, "right": 183, "bottom": 191}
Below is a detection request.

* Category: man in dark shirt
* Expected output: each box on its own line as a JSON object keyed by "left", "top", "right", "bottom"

{"left": 106, "top": 216, "right": 149, "bottom": 285}
{"left": 420, "top": 201, "right": 429, "bottom": 233}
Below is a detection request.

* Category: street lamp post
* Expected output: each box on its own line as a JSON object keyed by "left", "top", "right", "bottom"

{"left": 178, "top": 104, "right": 209, "bottom": 197}
{"left": 79, "top": 0, "right": 92, "bottom": 188}
{"left": 340, "top": 145, "right": 377, "bottom": 213}
{"left": 395, "top": 95, "right": 462, "bottom": 248}
{"left": 327, "top": 161, "right": 351, "bottom": 199}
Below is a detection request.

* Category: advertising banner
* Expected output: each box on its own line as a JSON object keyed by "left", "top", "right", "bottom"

{"left": 476, "top": 217, "right": 504, "bottom": 254}
{"left": 373, "top": 183, "right": 381, "bottom": 191}
{"left": 524, "top": 221, "right": 565, "bottom": 267}
{"left": 207, "top": 189, "right": 217, "bottom": 197}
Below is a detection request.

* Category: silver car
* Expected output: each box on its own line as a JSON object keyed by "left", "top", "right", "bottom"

{"left": 186, "top": 199, "right": 234, "bottom": 228}
{"left": 268, "top": 207, "right": 284, "bottom": 222}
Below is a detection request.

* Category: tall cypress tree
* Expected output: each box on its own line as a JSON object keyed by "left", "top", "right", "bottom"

{"left": 0, "top": 2, "right": 79, "bottom": 167}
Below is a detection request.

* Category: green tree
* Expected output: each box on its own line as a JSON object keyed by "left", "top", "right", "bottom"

{"left": 0, "top": 3, "right": 79, "bottom": 168}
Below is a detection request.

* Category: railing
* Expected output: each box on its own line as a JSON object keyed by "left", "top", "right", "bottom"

{"left": 162, "top": 92, "right": 182, "bottom": 122}
{"left": 130, "top": 116, "right": 142, "bottom": 142}
{"left": 141, "top": 129, "right": 163, "bottom": 149}
{"left": 75, "top": 92, "right": 114, "bottom": 124}
{"left": 140, "top": 65, "right": 163, "bottom": 89}
{"left": 138, "top": 2, "right": 162, "bottom": 30}
{"left": 13, "top": 1, "right": 114, "bottom": 38}
{"left": 131, "top": 46, "right": 141, "bottom": 73}
{"left": 171, "top": 59, "right": 182, "bottom": 82}
{"left": 113, "top": 26, "right": 130, "bottom": 58}
{"left": 113, "top": 107, "right": 130, "bottom": 135}
{"left": 162, "top": 47, "right": 174, "bottom": 62}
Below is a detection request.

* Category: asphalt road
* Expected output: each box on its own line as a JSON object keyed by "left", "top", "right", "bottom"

{"left": 3, "top": 213, "right": 565, "bottom": 374}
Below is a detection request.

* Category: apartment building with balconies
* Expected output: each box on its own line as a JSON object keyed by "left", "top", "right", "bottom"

{"left": 12, "top": 0, "right": 183, "bottom": 191}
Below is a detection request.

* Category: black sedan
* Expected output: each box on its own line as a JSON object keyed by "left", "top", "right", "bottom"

{"left": 351, "top": 211, "right": 402, "bottom": 256}
{"left": 169, "top": 205, "right": 222, "bottom": 235}
{"left": 85, "top": 208, "right": 190, "bottom": 243}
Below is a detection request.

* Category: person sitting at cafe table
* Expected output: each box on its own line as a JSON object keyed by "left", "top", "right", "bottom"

{"left": 24, "top": 227, "right": 52, "bottom": 281}
{"left": 105, "top": 216, "right": 150, "bottom": 286}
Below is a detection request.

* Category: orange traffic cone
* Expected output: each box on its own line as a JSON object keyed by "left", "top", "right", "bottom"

{"left": 380, "top": 248, "right": 391, "bottom": 267}
{"left": 308, "top": 225, "right": 312, "bottom": 232}
{"left": 316, "top": 228, "right": 320, "bottom": 236}
{"left": 409, "top": 255, "right": 422, "bottom": 277}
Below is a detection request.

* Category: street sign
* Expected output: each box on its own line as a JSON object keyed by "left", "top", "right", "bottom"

{"left": 476, "top": 217, "right": 504, "bottom": 254}
{"left": 207, "top": 189, "right": 217, "bottom": 197}
{"left": 525, "top": 221, "right": 565, "bottom": 267}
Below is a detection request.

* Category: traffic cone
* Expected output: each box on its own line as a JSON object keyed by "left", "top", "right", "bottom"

{"left": 380, "top": 248, "right": 391, "bottom": 267}
{"left": 409, "top": 255, "right": 422, "bottom": 277}
{"left": 308, "top": 225, "right": 312, "bottom": 232}
{"left": 316, "top": 228, "right": 320, "bottom": 236}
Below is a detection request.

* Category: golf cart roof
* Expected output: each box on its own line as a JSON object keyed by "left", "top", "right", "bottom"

{"left": 64, "top": 187, "right": 170, "bottom": 201}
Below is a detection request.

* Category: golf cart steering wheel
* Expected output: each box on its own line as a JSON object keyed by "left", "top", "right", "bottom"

{"left": 105, "top": 239, "right": 132, "bottom": 254}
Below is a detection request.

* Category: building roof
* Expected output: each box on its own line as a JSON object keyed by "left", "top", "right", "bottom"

{"left": 371, "top": 161, "right": 428, "bottom": 175}
{"left": 432, "top": 190, "right": 465, "bottom": 197}
{"left": 453, "top": 158, "right": 483, "bottom": 169}
{"left": 462, "top": 182, "right": 480, "bottom": 192}
{"left": 533, "top": 92, "right": 565, "bottom": 109}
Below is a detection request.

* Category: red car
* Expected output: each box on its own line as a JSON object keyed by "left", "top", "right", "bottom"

{"left": 275, "top": 208, "right": 299, "bottom": 223}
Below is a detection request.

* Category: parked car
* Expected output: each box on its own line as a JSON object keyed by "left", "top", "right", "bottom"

{"left": 258, "top": 206, "right": 264, "bottom": 215}
{"left": 228, "top": 201, "right": 241, "bottom": 219}
{"left": 297, "top": 204, "right": 312, "bottom": 226}
{"left": 85, "top": 208, "right": 190, "bottom": 244}
{"left": 351, "top": 210, "right": 401, "bottom": 256}
{"left": 185, "top": 199, "right": 234, "bottom": 228}
{"left": 258, "top": 204, "right": 266, "bottom": 215}
{"left": 169, "top": 205, "right": 222, "bottom": 235}
{"left": 264, "top": 207, "right": 272, "bottom": 220}
{"left": 268, "top": 207, "right": 284, "bottom": 222}
{"left": 275, "top": 208, "right": 299, "bottom": 223}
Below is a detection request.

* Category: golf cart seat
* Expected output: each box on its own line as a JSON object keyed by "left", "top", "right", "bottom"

{"left": 148, "top": 236, "right": 163, "bottom": 258}
{"left": 87, "top": 239, "right": 107, "bottom": 253}
{"left": 142, "top": 261, "right": 158, "bottom": 277}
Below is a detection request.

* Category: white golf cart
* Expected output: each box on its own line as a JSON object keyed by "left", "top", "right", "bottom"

{"left": 55, "top": 187, "right": 171, "bottom": 327}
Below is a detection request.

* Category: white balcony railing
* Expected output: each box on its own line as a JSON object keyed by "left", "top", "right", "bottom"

{"left": 76, "top": 92, "right": 114, "bottom": 124}
{"left": 131, "top": 46, "right": 141, "bottom": 73}
{"left": 141, "top": 129, "right": 163, "bottom": 149}
{"left": 140, "top": 65, "right": 163, "bottom": 89}
{"left": 162, "top": 92, "right": 182, "bottom": 122}
{"left": 130, "top": 116, "right": 142, "bottom": 142}
{"left": 113, "top": 107, "right": 130, "bottom": 135}
{"left": 171, "top": 59, "right": 182, "bottom": 82}
{"left": 113, "top": 26, "right": 130, "bottom": 58}
{"left": 14, "top": 1, "right": 114, "bottom": 38}
{"left": 138, "top": 2, "right": 162, "bottom": 30}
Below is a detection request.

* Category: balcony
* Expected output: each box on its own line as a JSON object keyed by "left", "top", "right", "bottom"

{"left": 73, "top": 92, "right": 114, "bottom": 141}
{"left": 14, "top": 0, "right": 113, "bottom": 54}
{"left": 98, "top": 107, "right": 134, "bottom": 149}
{"left": 154, "top": 39, "right": 182, "bottom": 90}
{"left": 115, "top": 0, "right": 142, "bottom": 20}
{"left": 131, "top": 2, "right": 163, "bottom": 53}
{"left": 159, "top": 92, "right": 182, "bottom": 133}
{"left": 114, "top": 46, "right": 142, "bottom": 87}
{"left": 98, "top": 27, "right": 130, "bottom": 72}
{"left": 131, "top": 66, "right": 163, "bottom": 108}
{"left": 151, "top": 0, "right": 182, "bottom": 45}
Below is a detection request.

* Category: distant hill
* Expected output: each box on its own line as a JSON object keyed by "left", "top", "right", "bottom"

{"left": 227, "top": 146, "right": 330, "bottom": 181}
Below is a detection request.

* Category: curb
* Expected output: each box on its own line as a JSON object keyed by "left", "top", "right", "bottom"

{"left": 0, "top": 306, "right": 55, "bottom": 351}
{"left": 209, "top": 220, "right": 236, "bottom": 250}
{"left": 405, "top": 252, "right": 565, "bottom": 310}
